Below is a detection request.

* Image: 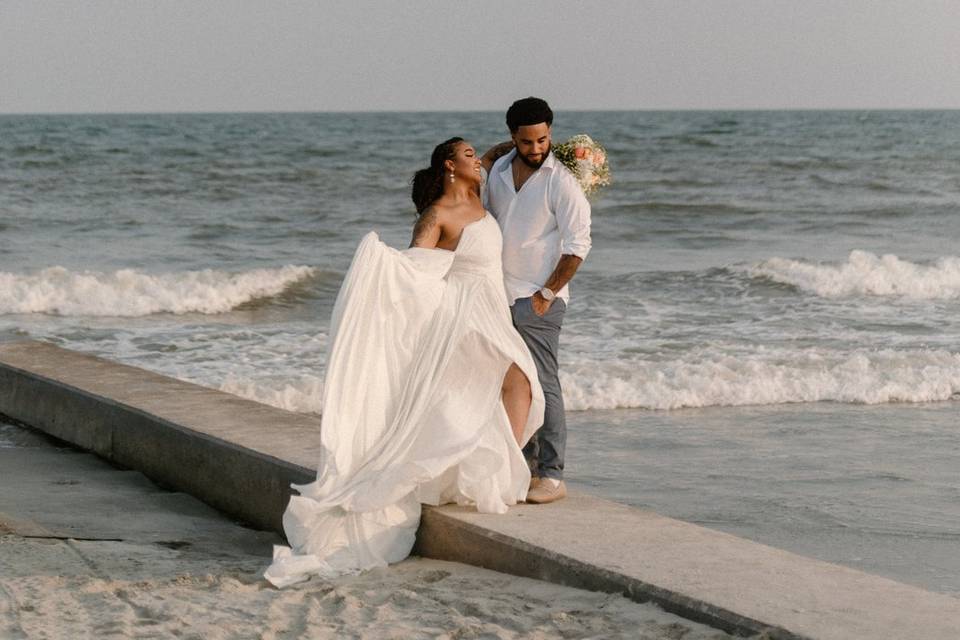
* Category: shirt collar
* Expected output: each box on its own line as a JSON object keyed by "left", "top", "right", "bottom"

{"left": 542, "top": 150, "right": 557, "bottom": 171}
{"left": 497, "top": 148, "right": 516, "bottom": 174}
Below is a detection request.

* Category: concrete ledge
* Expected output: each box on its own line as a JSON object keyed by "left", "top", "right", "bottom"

{"left": 414, "top": 502, "right": 786, "bottom": 637}
{"left": 416, "top": 497, "right": 960, "bottom": 639}
{"left": 0, "top": 340, "right": 316, "bottom": 532}
{"left": 2, "top": 340, "right": 959, "bottom": 639}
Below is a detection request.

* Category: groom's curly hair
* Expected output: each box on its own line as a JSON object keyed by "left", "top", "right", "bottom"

{"left": 506, "top": 97, "right": 553, "bottom": 133}
{"left": 411, "top": 136, "right": 463, "bottom": 215}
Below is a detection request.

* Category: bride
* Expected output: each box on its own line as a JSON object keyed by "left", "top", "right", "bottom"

{"left": 264, "top": 137, "right": 545, "bottom": 587}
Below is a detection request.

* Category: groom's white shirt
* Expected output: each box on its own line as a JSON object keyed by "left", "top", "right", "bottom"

{"left": 483, "top": 149, "right": 592, "bottom": 305}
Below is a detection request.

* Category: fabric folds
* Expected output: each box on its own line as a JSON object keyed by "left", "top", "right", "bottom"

{"left": 265, "top": 215, "right": 544, "bottom": 587}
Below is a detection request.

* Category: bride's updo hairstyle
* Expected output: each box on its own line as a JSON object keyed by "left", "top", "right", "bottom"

{"left": 411, "top": 136, "right": 464, "bottom": 215}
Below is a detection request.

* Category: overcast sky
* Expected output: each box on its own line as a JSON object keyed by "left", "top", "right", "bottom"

{"left": 2, "top": 0, "right": 959, "bottom": 113}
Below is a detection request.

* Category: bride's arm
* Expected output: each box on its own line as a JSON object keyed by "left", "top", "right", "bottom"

{"left": 409, "top": 206, "right": 442, "bottom": 249}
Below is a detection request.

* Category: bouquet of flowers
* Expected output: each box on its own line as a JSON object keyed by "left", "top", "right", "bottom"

{"left": 552, "top": 134, "right": 611, "bottom": 197}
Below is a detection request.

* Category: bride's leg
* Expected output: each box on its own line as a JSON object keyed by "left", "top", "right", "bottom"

{"left": 501, "top": 363, "right": 532, "bottom": 446}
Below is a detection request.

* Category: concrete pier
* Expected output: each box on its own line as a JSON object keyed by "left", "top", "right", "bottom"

{"left": 2, "top": 340, "right": 959, "bottom": 639}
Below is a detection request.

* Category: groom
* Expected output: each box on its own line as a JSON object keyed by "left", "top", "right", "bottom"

{"left": 481, "top": 97, "right": 592, "bottom": 504}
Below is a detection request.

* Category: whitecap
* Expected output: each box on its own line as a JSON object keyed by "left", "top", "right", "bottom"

{"left": 749, "top": 251, "right": 960, "bottom": 299}
{"left": 0, "top": 265, "right": 316, "bottom": 316}
{"left": 560, "top": 347, "right": 960, "bottom": 411}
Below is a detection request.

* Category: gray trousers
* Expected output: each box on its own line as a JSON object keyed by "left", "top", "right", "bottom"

{"left": 510, "top": 296, "right": 567, "bottom": 481}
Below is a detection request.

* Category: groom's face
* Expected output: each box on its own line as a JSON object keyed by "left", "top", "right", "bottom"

{"left": 511, "top": 123, "right": 551, "bottom": 169}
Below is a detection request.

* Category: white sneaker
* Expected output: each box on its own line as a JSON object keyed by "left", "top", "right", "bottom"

{"left": 526, "top": 478, "right": 566, "bottom": 504}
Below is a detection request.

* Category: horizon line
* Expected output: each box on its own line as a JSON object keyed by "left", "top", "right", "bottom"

{"left": 2, "top": 107, "right": 960, "bottom": 117}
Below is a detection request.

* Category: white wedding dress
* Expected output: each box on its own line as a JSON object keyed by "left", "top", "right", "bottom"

{"left": 264, "top": 213, "right": 545, "bottom": 587}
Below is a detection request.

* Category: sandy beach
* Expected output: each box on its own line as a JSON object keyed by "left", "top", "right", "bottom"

{"left": 0, "top": 422, "right": 739, "bottom": 639}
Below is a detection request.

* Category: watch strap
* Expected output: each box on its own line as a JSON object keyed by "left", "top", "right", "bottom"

{"left": 539, "top": 287, "right": 556, "bottom": 301}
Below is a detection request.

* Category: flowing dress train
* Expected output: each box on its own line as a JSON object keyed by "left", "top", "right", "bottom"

{"left": 264, "top": 213, "right": 545, "bottom": 587}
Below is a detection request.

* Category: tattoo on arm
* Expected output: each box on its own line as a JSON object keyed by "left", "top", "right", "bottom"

{"left": 410, "top": 207, "right": 441, "bottom": 248}
{"left": 544, "top": 254, "right": 584, "bottom": 293}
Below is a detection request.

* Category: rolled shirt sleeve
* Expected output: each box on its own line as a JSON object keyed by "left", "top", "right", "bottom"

{"left": 551, "top": 170, "right": 592, "bottom": 260}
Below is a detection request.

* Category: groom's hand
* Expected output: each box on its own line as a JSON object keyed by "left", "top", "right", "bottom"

{"left": 531, "top": 292, "right": 552, "bottom": 317}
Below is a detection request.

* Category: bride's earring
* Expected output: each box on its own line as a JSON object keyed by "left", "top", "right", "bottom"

{"left": 449, "top": 172, "right": 455, "bottom": 183}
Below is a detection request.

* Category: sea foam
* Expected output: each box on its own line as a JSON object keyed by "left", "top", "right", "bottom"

{"left": 560, "top": 348, "right": 960, "bottom": 411}
{"left": 219, "top": 373, "right": 325, "bottom": 414}
{"left": 194, "top": 347, "right": 960, "bottom": 415}
{"left": 750, "top": 251, "right": 960, "bottom": 299}
{"left": 0, "top": 265, "right": 316, "bottom": 316}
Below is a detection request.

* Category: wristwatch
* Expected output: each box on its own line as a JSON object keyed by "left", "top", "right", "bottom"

{"left": 538, "top": 286, "right": 556, "bottom": 302}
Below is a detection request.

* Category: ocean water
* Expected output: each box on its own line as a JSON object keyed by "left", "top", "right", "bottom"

{"left": 2, "top": 111, "right": 958, "bottom": 593}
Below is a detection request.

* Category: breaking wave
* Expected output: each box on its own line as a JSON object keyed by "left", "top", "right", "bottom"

{"left": 750, "top": 251, "right": 960, "bottom": 299}
{"left": 561, "top": 348, "right": 960, "bottom": 411}
{"left": 0, "top": 265, "right": 316, "bottom": 317}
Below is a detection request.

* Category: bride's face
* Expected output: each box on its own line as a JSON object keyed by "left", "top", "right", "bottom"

{"left": 445, "top": 142, "right": 482, "bottom": 186}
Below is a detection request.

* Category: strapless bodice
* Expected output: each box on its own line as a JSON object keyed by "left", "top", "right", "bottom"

{"left": 448, "top": 213, "right": 503, "bottom": 279}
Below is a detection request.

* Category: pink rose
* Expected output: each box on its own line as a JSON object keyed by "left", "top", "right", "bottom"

{"left": 574, "top": 146, "right": 588, "bottom": 159}
{"left": 594, "top": 151, "right": 606, "bottom": 166}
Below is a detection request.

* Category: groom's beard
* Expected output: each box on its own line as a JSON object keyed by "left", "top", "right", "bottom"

{"left": 517, "top": 143, "right": 551, "bottom": 169}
